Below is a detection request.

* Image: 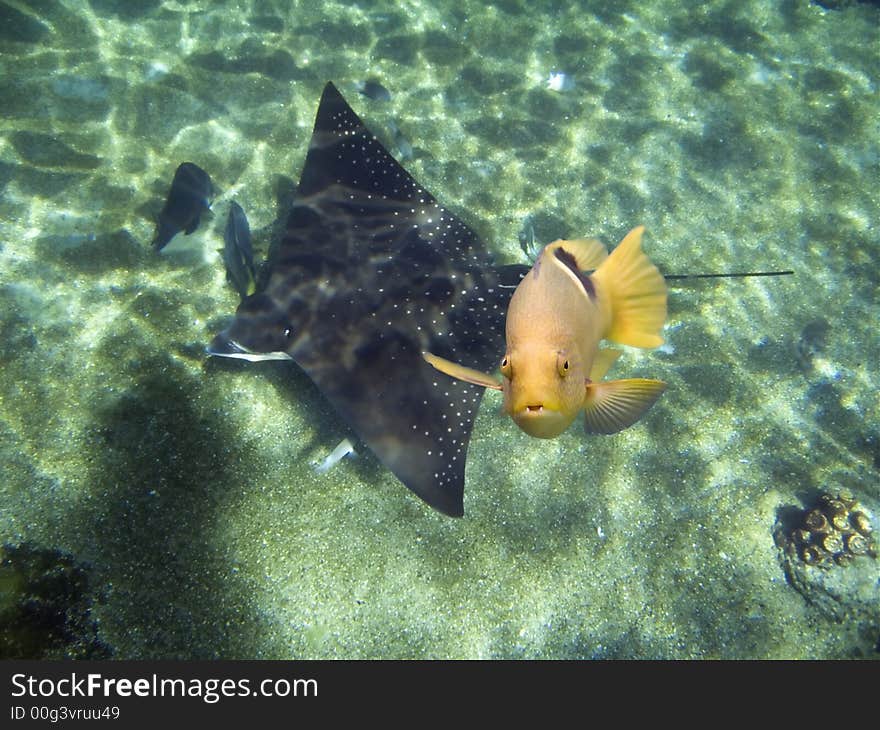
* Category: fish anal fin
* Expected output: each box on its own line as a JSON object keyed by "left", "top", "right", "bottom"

{"left": 583, "top": 378, "right": 666, "bottom": 435}
{"left": 589, "top": 348, "right": 622, "bottom": 381}
{"left": 592, "top": 226, "right": 667, "bottom": 349}
{"left": 423, "top": 352, "right": 502, "bottom": 391}
{"left": 548, "top": 237, "right": 608, "bottom": 271}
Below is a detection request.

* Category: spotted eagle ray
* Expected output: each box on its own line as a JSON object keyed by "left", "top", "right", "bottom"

{"left": 209, "top": 81, "right": 525, "bottom": 517}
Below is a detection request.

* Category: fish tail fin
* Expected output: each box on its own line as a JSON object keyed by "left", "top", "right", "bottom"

{"left": 591, "top": 226, "right": 666, "bottom": 348}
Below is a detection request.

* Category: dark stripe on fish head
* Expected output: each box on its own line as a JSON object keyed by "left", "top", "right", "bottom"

{"left": 553, "top": 246, "right": 596, "bottom": 300}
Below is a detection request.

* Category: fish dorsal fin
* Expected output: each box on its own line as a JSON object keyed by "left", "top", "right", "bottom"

{"left": 546, "top": 238, "right": 608, "bottom": 271}
{"left": 589, "top": 348, "right": 622, "bottom": 381}
{"left": 591, "top": 226, "right": 666, "bottom": 349}
{"left": 422, "top": 352, "right": 503, "bottom": 391}
{"left": 583, "top": 378, "right": 666, "bottom": 434}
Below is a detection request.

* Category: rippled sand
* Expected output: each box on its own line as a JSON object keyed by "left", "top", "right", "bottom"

{"left": 0, "top": 0, "right": 877, "bottom": 658}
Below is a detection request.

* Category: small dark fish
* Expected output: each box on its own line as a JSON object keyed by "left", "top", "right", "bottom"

{"left": 796, "top": 318, "right": 830, "bottom": 371}
{"left": 152, "top": 162, "right": 213, "bottom": 250}
{"left": 354, "top": 79, "right": 391, "bottom": 102}
{"left": 223, "top": 201, "right": 256, "bottom": 299}
{"left": 517, "top": 214, "right": 537, "bottom": 260}
{"left": 387, "top": 120, "right": 413, "bottom": 161}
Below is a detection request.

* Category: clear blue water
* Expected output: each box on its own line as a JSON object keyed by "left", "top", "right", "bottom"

{"left": 0, "top": 0, "right": 878, "bottom": 658}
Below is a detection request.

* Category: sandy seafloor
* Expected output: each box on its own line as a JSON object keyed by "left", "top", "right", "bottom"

{"left": 0, "top": 0, "right": 878, "bottom": 659}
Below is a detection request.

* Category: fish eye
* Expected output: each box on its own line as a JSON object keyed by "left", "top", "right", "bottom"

{"left": 556, "top": 353, "right": 571, "bottom": 377}
{"left": 500, "top": 355, "right": 511, "bottom": 376}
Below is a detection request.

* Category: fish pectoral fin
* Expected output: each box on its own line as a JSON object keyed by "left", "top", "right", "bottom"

{"left": 422, "top": 352, "right": 502, "bottom": 391}
{"left": 583, "top": 378, "right": 666, "bottom": 434}
{"left": 589, "top": 348, "right": 622, "bottom": 381}
{"left": 184, "top": 216, "right": 201, "bottom": 235}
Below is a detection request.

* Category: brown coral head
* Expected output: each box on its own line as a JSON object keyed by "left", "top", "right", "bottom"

{"left": 850, "top": 511, "right": 873, "bottom": 536}
{"left": 830, "top": 511, "right": 850, "bottom": 532}
{"left": 804, "top": 509, "right": 829, "bottom": 533}
{"left": 801, "top": 545, "right": 822, "bottom": 565}
{"left": 845, "top": 533, "right": 869, "bottom": 556}
{"left": 821, "top": 533, "right": 844, "bottom": 555}
{"left": 821, "top": 495, "right": 849, "bottom": 514}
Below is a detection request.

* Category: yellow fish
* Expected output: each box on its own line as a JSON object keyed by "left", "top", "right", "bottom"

{"left": 423, "top": 226, "right": 667, "bottom": 438}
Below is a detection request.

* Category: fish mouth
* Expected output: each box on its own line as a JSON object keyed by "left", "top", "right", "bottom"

{"left": 511, "top": 404, "right": 569, "bottom": 438}
{"left": 515, "top": 403, "right": 553, "bottom": 419}
{"left": 516, "top": 403, "right": 563, "bottom": 424}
